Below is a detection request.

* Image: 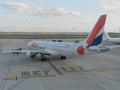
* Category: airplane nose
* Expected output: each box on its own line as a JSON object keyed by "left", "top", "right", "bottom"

{"left": 28, "top": 41, "right": 38, "bottom": 48}
{"left": 28, "top": 41, "right": 32, "bottom": 47}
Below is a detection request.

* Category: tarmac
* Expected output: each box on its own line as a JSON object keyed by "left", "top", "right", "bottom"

{"left": 0, "top": 39, "right": 120, "bottom": 90}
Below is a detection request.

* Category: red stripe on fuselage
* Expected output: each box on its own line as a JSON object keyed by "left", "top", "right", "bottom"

{"left": 86, "top": 15, "right": 106, "bottom": 45}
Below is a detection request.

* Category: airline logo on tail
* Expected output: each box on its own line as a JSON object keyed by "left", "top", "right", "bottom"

{"left": 86, "top": 15, "right": 107, "bottom": 47}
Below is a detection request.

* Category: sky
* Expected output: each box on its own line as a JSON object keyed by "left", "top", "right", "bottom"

{"left": 0, "top": 0, "right": 120, "bottom": 32}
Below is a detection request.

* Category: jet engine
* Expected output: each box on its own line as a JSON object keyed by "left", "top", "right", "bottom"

{"left": 26, "top": 51, "right": 37, "bottom": 58}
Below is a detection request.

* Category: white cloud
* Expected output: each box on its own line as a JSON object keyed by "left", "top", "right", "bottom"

{"left": 0, "top": 2, "right": 28, "bottom": 12}
{"left": 0, "top": 2, "right": 80, "bottom": 17}
{"left": 100, "top": 0, "right": 120, "bottom": 32}
{"left": 101, "top": 0, "right": 120, "bottom": 13}
{"left": 34, "top": 8, "right": 80, "bottom": 17}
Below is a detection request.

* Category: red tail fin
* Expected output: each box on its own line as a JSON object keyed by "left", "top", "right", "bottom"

{"left": 85, "top": 15, "right": 107, "bottom": 46}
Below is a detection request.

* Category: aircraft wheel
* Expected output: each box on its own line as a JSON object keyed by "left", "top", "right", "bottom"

{"left": 60, "top": 56, "right": 66, "bottom": 60}
{"left": 41, "top": 57, "right": 47, "bottom": 62}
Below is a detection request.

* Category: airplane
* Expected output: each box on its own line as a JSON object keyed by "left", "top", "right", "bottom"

{"left": 104, "top": 32, "right": 120, "bottom": 44}
{"left": 3, "top": 14, "right": 120, "bottom": 61}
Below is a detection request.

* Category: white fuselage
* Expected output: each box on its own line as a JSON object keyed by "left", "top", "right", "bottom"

{"left": 103, "top": 32, "right": 120, "bottom": 44}
{"left": 108, "top": 38, "right": 120, "bottom": 44}
{"left": 28, "top": 40, "right": 87, "bottom": 56}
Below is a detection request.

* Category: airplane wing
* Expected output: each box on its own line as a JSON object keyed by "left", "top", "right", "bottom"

{"left": 87, "top": 45, "right": 120, "bottom": 52}
{"left": 3, "top": 49, "right": 58, "bottom": 56}
{"left": 3, "top": 49, "right": 43, "bottom": 53}
{"left": 105, "top": 45, "right": 120, "bottom": 49}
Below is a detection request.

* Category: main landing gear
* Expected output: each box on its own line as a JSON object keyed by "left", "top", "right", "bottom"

{"left": 41, "top": 54, "right": 47, "bottom": 62}
{"left": 40, "top": 56, "right": 66, "bottom": 62}
{"left": 60, "top": 56, "right": 66, "bottom": 60}
{"left": 41, "top": 57, "right": 47, "bottom": 62}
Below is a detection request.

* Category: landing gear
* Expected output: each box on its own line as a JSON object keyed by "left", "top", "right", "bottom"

{"left": 41, "top": 54, "right": 47, "bottom": 62}
{"left": 60, "top": 56, "right": 66, "bottom": 60}
{"left": 41, "top": 57, "right": 47, "bottom": 62}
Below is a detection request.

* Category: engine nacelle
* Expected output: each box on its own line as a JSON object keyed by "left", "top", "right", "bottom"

{"left": 26, "top": 51, "right": 37, "bottom": 58}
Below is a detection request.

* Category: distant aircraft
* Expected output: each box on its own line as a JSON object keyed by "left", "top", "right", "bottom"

{"left": 104, "top": 32, "right": 120, "bottom": 44}
{"left": 3, "top": 15, "right": 120, "bottom": 61}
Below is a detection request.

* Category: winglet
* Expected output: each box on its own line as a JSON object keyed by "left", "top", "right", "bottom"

{"left": 86, "top": 15, "right": 107, "bottom": 46}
